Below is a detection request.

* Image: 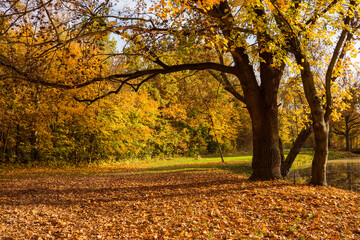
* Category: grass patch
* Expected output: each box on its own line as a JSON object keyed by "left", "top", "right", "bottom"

{"left": 1, "top": 149, "right": 359, "bottom": 177}
{"left": 290, "top": 152, "right": 314, "bottom": 170}
{"left": 139, "top": 155, "right": 251, "bottom": 167}
{"left": 140, "top": 162, "right": 252, "bottom": 176}
{"left": 0, "top": 155, "right": 252, "bottom": 177}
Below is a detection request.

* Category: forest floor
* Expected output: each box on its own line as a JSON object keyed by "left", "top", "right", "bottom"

{"left": 0, "top": 166, "right": 359, "bottom": 239}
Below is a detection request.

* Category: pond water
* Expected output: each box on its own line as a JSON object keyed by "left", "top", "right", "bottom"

{"left": 287, "top": 160, "right": 360, "bottom": 192}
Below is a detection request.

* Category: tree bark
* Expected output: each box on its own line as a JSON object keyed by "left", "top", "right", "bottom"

{"left": 226, "top": 43, "right": 286, "bottom": 180}
{"left": 281, "top": 125, "right": 312, "bottom": 177}
{"left": 249, "top": 103, "right": 282, "bottom": 180}
{"left": 244, "top": 62, "right": 283, "bottom": 180}
{"left": 309, "top": 118, "right": 329, "bottom": 186}
{"left": 345, "top": 116, "right": 350, "bottom": 151}
{"left": 205, "top": 2, "right": 285, "bottom": 180}
{"left": 295, "top": 55, "right": 329, "bottom": 186}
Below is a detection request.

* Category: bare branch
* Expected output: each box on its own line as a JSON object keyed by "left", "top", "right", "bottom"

{"left": 0, "top": 54, "right": 102, "bottom": 89}
{"left": 1, "top": 46, "right": 236, "bottom": 91}
{"left": 306, "top": 0, "right": 340, "bottom": 26}
{"left": 332, "top": 125, "right": 346, "bottom": 136}
{"left": 270, "top": 0, "right": 297, "bottom": 38}
{"left": 0, "top": 0, "right": 53, "bottom": 18}
{"left": 128, "top": 73, "right": 158, "bottom": 92}
{"left": 40, "top": 0, "right": 61, "bottom": 42}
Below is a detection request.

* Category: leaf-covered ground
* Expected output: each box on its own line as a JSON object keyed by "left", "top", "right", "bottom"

{"left": 0, "top": 170, "right": 359, "bottom": 239}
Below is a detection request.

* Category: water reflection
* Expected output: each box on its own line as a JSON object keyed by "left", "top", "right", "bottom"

{"left": 288, "top": 161, "right": 360, "bottom": 192}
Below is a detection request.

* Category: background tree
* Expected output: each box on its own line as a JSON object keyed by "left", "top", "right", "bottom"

{"left": 332, "top": 78, "right": 360, "bottom": 151}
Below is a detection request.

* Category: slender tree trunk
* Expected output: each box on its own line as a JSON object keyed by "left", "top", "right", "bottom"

{"left": 281, "top": 125, "right": 312, "bottom": 177}
{"left": 1, "top": 127, "right": 9, "bottom": 163}
{"left": 30, "top": 84, "right": 40, "bottom": 162}
{"left": 345, "top": 116, "right": 350, "bottom": 151}
{"left": 294, "top": 53, "right": 329, "bottom": 186}
{"left": 218, "top": 143, "right": 225, "bottom": 163}
{"left": 30, "top": 129, "right": 39, "bottom": 162}
{"left": 345, "top": 131, "right": 350, "bottom": 151}
{"left": 15, "top": 123, "right": 21, "bottom": 163}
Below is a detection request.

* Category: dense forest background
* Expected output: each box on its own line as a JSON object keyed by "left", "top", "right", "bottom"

{"left": 1, "top": 40, "right": 359, "bottom": 165}
{"left": 1, "top": 0, "right": 360, "bottom": 167}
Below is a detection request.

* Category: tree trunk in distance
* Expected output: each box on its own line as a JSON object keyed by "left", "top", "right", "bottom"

{"left": 345, "top": 116, "right": 350, "bottom": 151}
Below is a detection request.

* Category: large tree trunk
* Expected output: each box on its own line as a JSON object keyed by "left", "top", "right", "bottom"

{"left": 249, "top": 99, "right": 282, "bottom": 180}
{"left": 207, "top": 2, "right": 285, "bottom": 181}
{"left": 244, "top": 75, "right": 282, "bottom": 180}
{"left": 233, "top": 49, "right": 284, "bottom": 181}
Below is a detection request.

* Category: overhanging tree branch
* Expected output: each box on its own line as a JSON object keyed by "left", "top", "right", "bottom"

{"left": 1, "top": 50, "right": 236, "bottom": 91}
{"left": 108, "top": 62, "right": 236, "bottom": 81}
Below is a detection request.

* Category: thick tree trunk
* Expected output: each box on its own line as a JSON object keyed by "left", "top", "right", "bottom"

{"left": 207, "top": 1, "right": 285, "bottom": 181}
{"left": 248, "top": 98, "right": 282, "bottom": 180}
{"left": 250, "top": 130, "right": 282, "bottom": 180}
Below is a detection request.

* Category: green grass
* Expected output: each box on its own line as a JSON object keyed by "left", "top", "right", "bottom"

{"left": 103, "top": 155, "right": 253, "bottom": 176}
{"left": 288, "top": 152, "right": 314, "bottom": 170}
{"left": 0, "top": 154, "right": 253, "bottom": 177}
{"left": 138, "top": 155, "right": 252, "bottom": 167}
{"left": 139, "top": 161, "right": 253, "bottom": 176}
{"left": 1, "top": 149, "right": 359, "bottom": 176}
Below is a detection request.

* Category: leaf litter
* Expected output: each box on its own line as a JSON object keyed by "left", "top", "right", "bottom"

{"left": 0, "top": 170, "right": 359, "bottom": 239}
